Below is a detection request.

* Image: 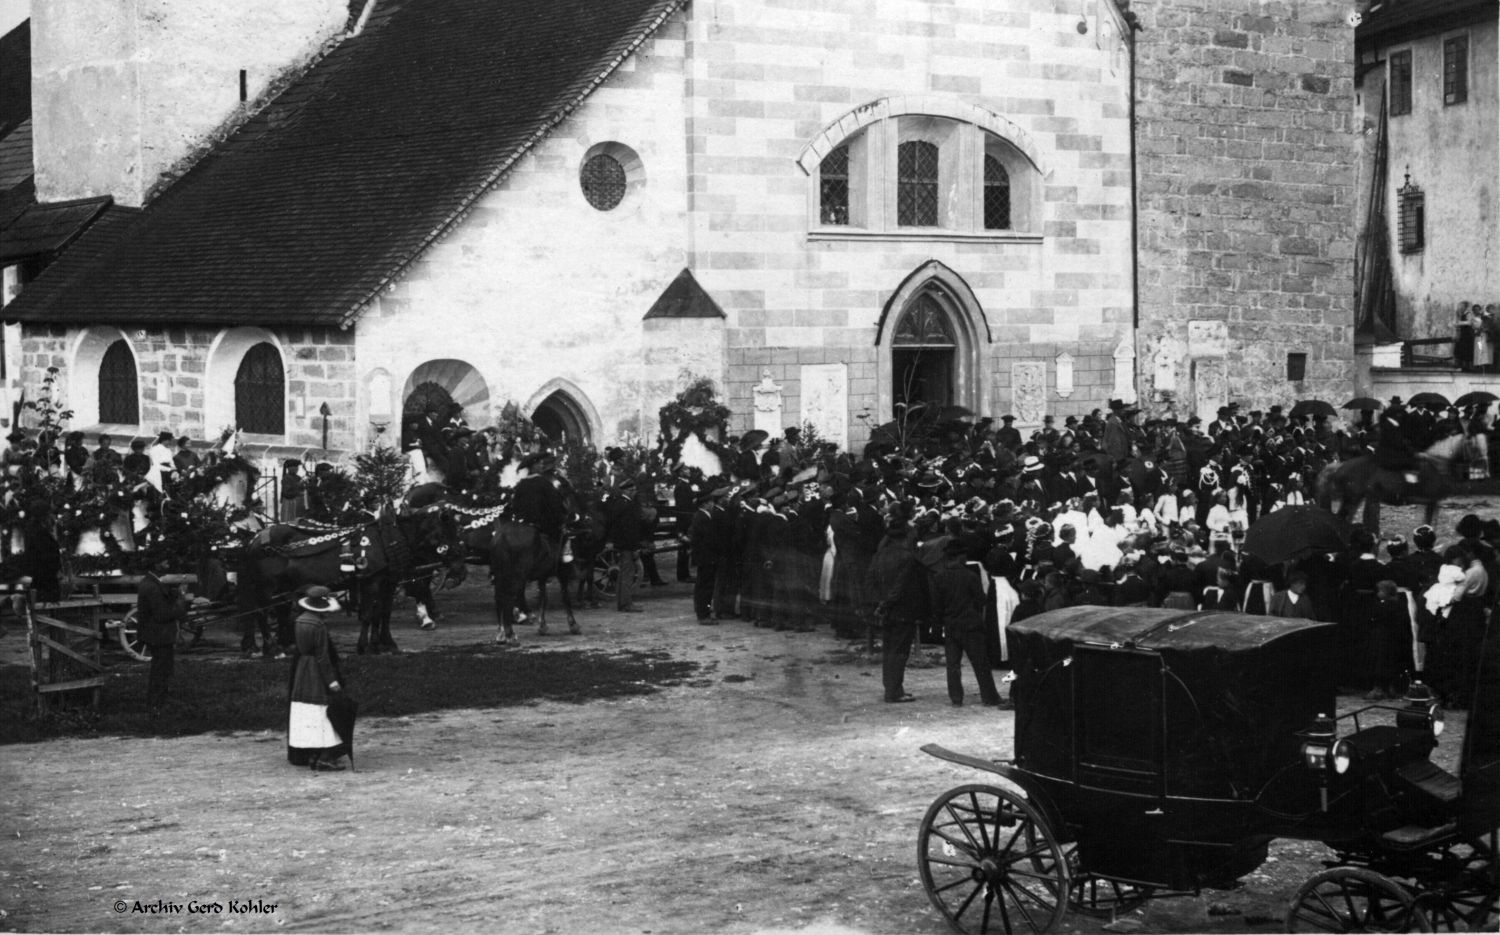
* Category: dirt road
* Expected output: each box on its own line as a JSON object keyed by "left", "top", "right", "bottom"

{"left": 0, "top": 560, "right": 1470, "bottom": 934}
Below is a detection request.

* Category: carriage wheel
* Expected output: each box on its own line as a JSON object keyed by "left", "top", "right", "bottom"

{"left": 118, "top": 609, "right": 203, "bottom": 661}
{"left": 1062, "top": 843, "right": 1154, "bottom": 918}
{"left": 1286, "top": 867, "right": 1431, "bottom": 933}
{"left": 117, "top": 609, "right": 151, "bottom": 661}
{"left": 917, "top": 783, "right": 1070, "bottom": 934}
{"left": 591, "top": 548, "right": 620, "bottom": 599}
{"left": 1412, "top": 836, "right": 1500, "bottom": 932}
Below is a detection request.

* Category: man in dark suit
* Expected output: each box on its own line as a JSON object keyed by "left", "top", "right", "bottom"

{"left": 605, "top": 477, "right": 644, "bottom": 613}
{"left": 137, "top": 558, "right": 189, "bottom": 714}
{"left": 687, "top": 488, "right": 722, "bottom": 623}
{"left": 867, "top": 517, "right": 928, "bottom": 703}
{"left": 929, "top": 538, "right": 1002, "bottom": 707}
{"left": 1153, "top": 549, "right": 1197, "bottom": 609}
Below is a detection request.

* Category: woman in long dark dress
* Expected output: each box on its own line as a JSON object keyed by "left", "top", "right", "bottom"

{"left": 288, "top": 587, "right": 352, "bottom": 771}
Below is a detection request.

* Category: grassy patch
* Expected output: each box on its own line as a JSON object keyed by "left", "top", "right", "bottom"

{"left": 1, "top": 645, "right": 701, "bottom": 744}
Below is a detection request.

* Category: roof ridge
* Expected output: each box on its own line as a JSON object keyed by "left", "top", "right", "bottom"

{"left": 334, "top": 0, "right": 691, "bottom": 328}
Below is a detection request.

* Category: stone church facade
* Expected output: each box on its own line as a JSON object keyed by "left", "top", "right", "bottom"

{"left": 2, "top": 0, "right": 1356, "bottom": 456}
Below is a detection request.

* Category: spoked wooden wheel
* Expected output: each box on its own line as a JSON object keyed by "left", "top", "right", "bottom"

{"left": 1414, "top": 835, "right": 1499, "bottom": 932}
{"left": 1286, "top": 867, "right": 1431, "bottom": 933}
{"left": 591, "top": 547, "right": 620, "bottom": 599}
{"left": 118, "top": 609, "right": 150, "bottom": 661}
{"left": 118, "top": 609, "right": 202, "bottom": 661}
{"left": 917, "top": 783, "right": 1070, "bottom": 934}
{"left": 1063, "top": 842, "right": 1154, "bottom": 918}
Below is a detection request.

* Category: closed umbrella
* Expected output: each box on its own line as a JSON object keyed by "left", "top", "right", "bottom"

{"left": 1241, "top": 506, "right": 1354, "bottom": 566}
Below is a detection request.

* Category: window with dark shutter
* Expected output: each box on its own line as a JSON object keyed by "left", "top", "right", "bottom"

{"left": 1287, "top": 353, "right": 1307, "bottom": 382}
{"left": 98, "top": 340, "right": 138, "bottom": 425}
{"left": 1398, "top": 173, "right": 1425, "bottom": 255}
{"left": 234, "top": 342, "right": 285, "bottom": 435}
{"left": 819, "top": 145, "right": 850, "bottom": 225}
{"left": 897, "top": 141, "right": 939, "bottom": 227}
{"left": 1390, "top": 50, "right": 1413, "bottom": 116}
{"left": 983, "top": 155, "right": 1011, "bottom": 230}
{"left": 1444, "top": 35, "right": 1468, "bottom": 105}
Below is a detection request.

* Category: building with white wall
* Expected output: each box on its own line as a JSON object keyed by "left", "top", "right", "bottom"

{"left": 4, "top": 0, "right": 1363, "bottom": 455}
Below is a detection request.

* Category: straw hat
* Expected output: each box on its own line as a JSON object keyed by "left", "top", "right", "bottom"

{"left": 298, "top": 586, "right": 341, "bottom": 615}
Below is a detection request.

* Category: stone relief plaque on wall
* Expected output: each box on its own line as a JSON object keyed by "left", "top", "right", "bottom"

{"left": 1012, "top": 361, "right": 1046, "bottom": 426}
{"left": 1191, "top": 357, "right": 1228, "bottom": 423}
{"left": 1187, "top": 320, "right": 1229, "bottom": 357}
{"left": 1153, "top": 347, "right": 1177, "bottom": 392}
{"left": 751, "top": 369, "right": 783, "bottom": 437}
{"left": 799, "top": 363, "right": 848, "bottom": 451}
{"left": 1054, "top": 352, "right": 1075, "bottom": 399}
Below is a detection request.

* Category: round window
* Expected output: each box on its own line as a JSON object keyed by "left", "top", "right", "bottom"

{"left": 580, "top": 154, "right": 627, "bottom": 211}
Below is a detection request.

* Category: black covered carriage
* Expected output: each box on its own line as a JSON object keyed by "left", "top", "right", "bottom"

{"left": 917, "top": 606, "right": 1499, "bottom": 933}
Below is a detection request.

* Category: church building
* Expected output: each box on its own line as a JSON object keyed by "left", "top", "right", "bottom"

{"left": 0, "top": 0, "right": 1356, "bottom": 456}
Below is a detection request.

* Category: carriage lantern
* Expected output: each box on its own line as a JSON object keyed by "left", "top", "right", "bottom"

{"left": 1298, "top": 713, "right": 1336, "bottom": 772}
{"left": 1397, "top": 680, "right": 1446, "bottom": 738}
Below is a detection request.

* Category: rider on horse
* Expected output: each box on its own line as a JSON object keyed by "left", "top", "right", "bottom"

{"left": 507, "top": 452, "right": 571, "bottom": 564}
{"left": 402, "top": 477, "right": 451, "bottom": 630}
{"left": 1374, "top": 400, "right": 1421, "bottom": 488}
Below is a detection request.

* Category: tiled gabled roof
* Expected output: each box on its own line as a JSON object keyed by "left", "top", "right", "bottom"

{"left": 6, "top": 0, "right": 689, "bottom": 328}
{"left": 0, "top": 195, "right": 112, "bottom": 263}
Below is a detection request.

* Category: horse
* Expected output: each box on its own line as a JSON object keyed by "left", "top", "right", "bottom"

{"left": 1317, "top": 432, "right": 1465, "bottom": 533}
{"left": 235, "top": 501, "right": 464, "bottom": 655}
{"left": 487, "top": 486, "right": 605, "bottom": 644}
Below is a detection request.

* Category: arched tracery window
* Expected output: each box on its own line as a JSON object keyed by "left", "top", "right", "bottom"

{"left": 892, "top": 293, "right": 958, "bottom": 409}
{"left": 98, "top": 339, "right": 139, "bottom": 425}
{"left": 234, "top": 342, "right": 285, "bottom": 435}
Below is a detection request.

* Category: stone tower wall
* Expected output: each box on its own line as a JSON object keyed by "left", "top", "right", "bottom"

{"left": 1133, "top": 0, "right": 1358, "bottom": 420}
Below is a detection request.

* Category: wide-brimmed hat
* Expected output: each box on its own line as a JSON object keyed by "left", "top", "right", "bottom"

{"left": 298, "top": 586, "right": 341, "bottom": 614}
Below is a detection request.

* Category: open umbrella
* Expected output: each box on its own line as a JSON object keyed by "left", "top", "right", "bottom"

{"left": 1342, "top": 397, "right": 1384, "bottom": 411}
{"left": 1454, "top": 391, "right": 1499, "bottom": 408}
{"left": 1408, "top": 392, "right": 1451, "bottom": 410}
{"left": 739, "top": 429, "right": 769, "bottom": 450}
{"left": 1289, "top": 399, "right": 1337, "bottom": 419}
{"left": 1241, "top": 506, "right": 1354, "bottom": 566}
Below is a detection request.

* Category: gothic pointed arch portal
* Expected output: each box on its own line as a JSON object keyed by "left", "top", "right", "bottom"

{"left": 875, "top": 262, "right": 988, "bottom": 422}
{"left": 524, "top": 379, "right": 602, "bottom": 446}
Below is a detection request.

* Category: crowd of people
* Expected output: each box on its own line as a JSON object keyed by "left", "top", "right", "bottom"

{"left": 628, "top": 397, "right": 1494, "bottom": 710}
{"left": 7, "top": 391, "right": 1496, "bottom": 732}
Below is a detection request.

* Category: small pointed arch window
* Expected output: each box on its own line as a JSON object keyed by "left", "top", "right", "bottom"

{"left": 98, "top": 340, "right": 139, "bottom": 425}
{"left": 235, "top": 342, "right": 285, "bottom": 435}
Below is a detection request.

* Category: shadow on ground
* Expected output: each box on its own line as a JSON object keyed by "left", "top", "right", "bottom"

{"left": 0, "top": 644, "right": 702, "bottom": 744}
